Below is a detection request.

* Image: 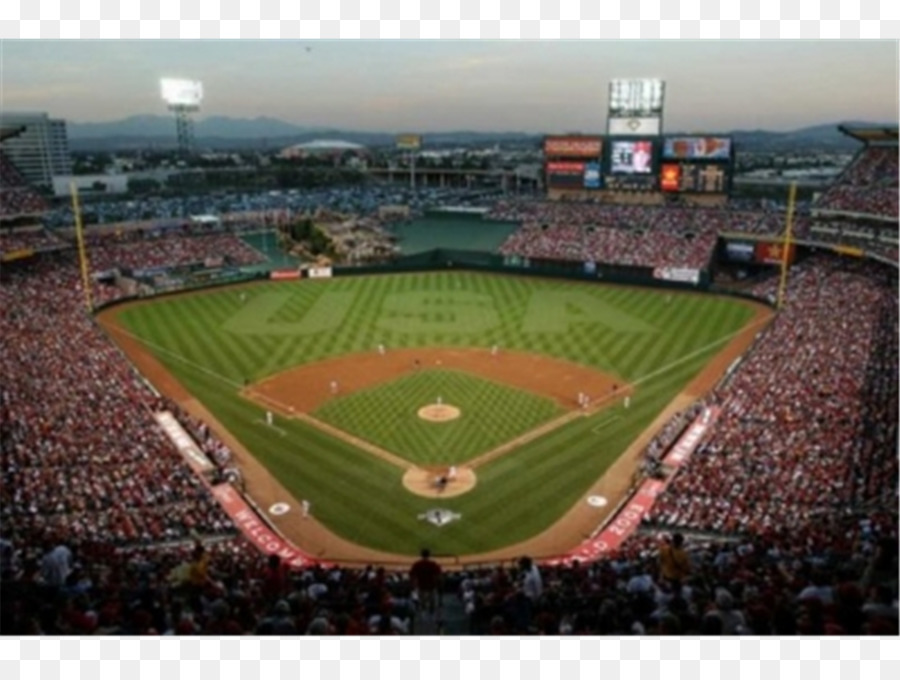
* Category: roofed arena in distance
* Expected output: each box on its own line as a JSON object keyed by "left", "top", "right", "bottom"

{"left": 1, "top": 52, "right": 898, "bottom": 639}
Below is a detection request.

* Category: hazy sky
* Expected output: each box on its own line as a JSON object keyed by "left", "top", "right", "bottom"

{"left": 1, "top": 40, "right": 897, "bottom": 133}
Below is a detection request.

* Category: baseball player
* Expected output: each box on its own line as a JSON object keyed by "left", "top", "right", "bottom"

{"left": 266, "top": 411, "right": 274, "bottom": 426}
{"left": 301, "top": 499, "right": 311, "bottom": 518}
{"left": 448, "top": 466, "right": 457, "bottom": 481}
{"left": 491, "top": 344, "right": 499, "bottom": 356}
{"left": 378, "top": 343, "right": 386, "bottom": 356}
{"left": 624, "top": 395, "right": 631, "bottom": 409}
{"left": 330, "top": 380, "right": 338, "bottom": 395}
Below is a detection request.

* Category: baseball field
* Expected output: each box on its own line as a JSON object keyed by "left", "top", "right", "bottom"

{"left": 98, "top": 271, "right": 770, "bottom": 563}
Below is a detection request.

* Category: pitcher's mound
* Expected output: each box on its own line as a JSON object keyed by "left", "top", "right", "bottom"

{"left": 417, "top": 404, "right": 461, "bottom": 422}
{"left": 403, "top": 466, "right": 477, "bottom": 498}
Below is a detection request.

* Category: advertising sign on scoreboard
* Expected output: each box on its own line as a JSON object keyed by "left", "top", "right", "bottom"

{"left": 544, "top": 136, "right": 603, "bottom": 158}
{"left": 546, "top": 161, "right": 586, "bottom": 188}
{"left": 608, "top": 117, "right": 661, "bottom": 136}
{"left": 583, "top": 162, "right": 601, "bottom": 189}
{"left": 609, "top": 140, "right": 654, "bottom": 174}
{"left": 660, "top": 164, "right": 681, "bottom": 192}
{"left": 663, "top": 137, "right": 732, "bottom": 160}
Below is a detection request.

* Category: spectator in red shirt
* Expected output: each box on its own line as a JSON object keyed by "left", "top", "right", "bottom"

{"left": 409, "top": 548, "right": 442, "bottom": 616}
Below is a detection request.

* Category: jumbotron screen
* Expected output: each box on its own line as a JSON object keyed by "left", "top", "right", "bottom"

{"left": 609, "top": 140, "right": 654, "bottom": 174}
{"left": 660, "top": 162, "right": 730, "bottom": 193}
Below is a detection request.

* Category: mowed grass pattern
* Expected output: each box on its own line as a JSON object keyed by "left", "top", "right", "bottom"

{"left": 111, "top": 271, "right": 761, "bottom": 556}
{"left": 314, "top": 369, "right": 564, "bottom": 465}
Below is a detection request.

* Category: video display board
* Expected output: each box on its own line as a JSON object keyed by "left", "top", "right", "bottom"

{"left": 609, "top": 139, "right": 654, "bottom": 174}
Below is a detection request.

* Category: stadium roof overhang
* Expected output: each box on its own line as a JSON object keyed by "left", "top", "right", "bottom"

{"left": 837, "top": 125, "right": 899, "bottom": 145}
{"left": 0, "top": 125, "right": 26, "bottom": 143}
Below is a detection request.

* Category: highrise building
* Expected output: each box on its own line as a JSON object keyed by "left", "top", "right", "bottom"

{"left": 0, "top": 111, "right": 72, "bottom": 187}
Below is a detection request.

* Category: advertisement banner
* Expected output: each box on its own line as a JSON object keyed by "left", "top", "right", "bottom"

{"left": 210, "top": 484, "right": 315, "bottom": 568}
{"left": 660, "top": 163, "right": 681, "bottom": 192}
{"left": 544, "top": 406, "right": 720, "bottom": 566}
{"left": 663, "top": 137, "right": 732, "bottom": 160}
{"left": 307, "top": 267, "right": 333, "bottom": 279}
{"left": 395, "top": 134, "right": 422, "bottom": 150}
{"left": 544, "top": 136, "right": 603, "bottom": 158}
{"left": 0, "top": 248, "right": 35, "bottom": 262}
{"left": 544, "top": 479, "right": 667, "bottom": 565}
{"left": 154, "top": 411, "right": 215, "bottom": 475}
{"left": 663, "top": 407, "right": 720, "bottom": 467}
{"left": 583, "top": 162, "right": 601, "bottom": 189}
{"left": 270, "top": 269, "right": 300, "bottom": 280}
{"left": 755, "top": 241, "right": 796, "bottom": 265}
{"left": 725, "top": 241, "right": 755, "bottom": 262}
{"left": 653, "top": 267, "right": 700, "bottom": 285}
{"left": 832, "top": 244, "right": 864, "bottom": 258}
{"left": 546, "top": 161, "right": 586, "bottom": 174}
{"left": 607, "top": 117, "right": 661, "bottom": 136}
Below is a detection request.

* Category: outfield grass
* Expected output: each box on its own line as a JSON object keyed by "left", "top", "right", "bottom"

{"left": 314, "top": 369, "right": 564, "bottom": 465}
{"left": 111, "top": 271, "right": 759, "bottom": 556}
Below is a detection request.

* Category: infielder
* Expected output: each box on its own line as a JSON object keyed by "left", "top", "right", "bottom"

{"left": 378, "top": 343, "right": 386, "bottom": 356}
{"left": 491, "top": 344, "right": 499, "bottom": 356}
{"left": 448, "top": 466, "right": 457, "bottom": 481}
{"left": 330, "top": 380, "right": 338, "bottom": 395}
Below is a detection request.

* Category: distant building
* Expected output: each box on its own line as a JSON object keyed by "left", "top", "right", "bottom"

{"left": 0, "top": 112, "right": 72, "bottom": 187}
{"left": 278, "top": 139, "right": 366, "bottom": 159}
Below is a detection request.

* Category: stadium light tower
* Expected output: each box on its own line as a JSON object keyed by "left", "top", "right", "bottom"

{"left": 160, "top": 78, "right": 203, "bottom": 157}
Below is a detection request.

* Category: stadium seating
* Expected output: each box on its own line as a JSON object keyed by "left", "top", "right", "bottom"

{"left": 815, "top": 147, "right": 899, "bottom": 218}
{"left": 0, "top": 151, "right": 48, "bottom": 218}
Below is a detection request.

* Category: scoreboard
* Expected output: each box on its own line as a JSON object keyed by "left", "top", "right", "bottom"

{"left": 542, "top": 132, "right": 734, "bottom": 195}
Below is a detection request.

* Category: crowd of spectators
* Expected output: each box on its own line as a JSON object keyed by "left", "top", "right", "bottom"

{"left": 0, "top": 152, "right": 48, "bottom": 219}
{"left": 649, "top": 256, "right": 898, "bottom": 538}
{"left": 0, "top": 227, "right": 67, "bottom": 254}
{"left": 815, "top": 147, "right": 899, "bottom": 218}
{"left": 492, "top": 204, "right": 766, "bottom": 269}
{"left": 84, "top": 232, "right": 267, "bottom": 273}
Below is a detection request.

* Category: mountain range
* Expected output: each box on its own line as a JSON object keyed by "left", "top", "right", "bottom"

{"left": 65, "top": 115, "right": 893, "bottom": 152}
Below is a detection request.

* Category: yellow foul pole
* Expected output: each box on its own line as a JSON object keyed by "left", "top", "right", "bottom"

{"left": 71, "top": 182, "right": 94, "bottom": 312}
{"left": 776, "top": 181, "right": 797, "bottom": 311}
